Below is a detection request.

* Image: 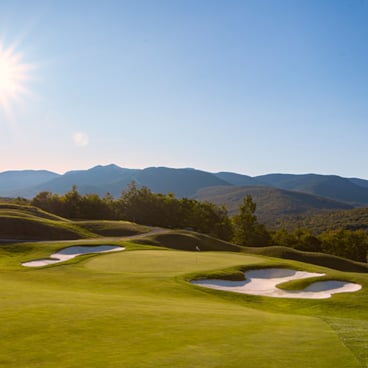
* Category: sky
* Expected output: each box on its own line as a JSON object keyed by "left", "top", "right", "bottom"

{"left": 0, "top": 0, "right": 367, "bottom": 178}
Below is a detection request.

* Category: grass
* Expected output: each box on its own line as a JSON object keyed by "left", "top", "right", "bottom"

{"left": 0, "top": 202, "right": 95, "bottom": 240}
{"left": 0, "top": 203, "right": 153, "bottom": 241}
{"left": 0, "top": 239, "right": 367, "bottom": 367}
{"left": 325, "top": 317, "right": 368, "bottom": 366}
{"left": 136, "top": 230, "right": 368, "bottom": 273}
{"left": 1, "top": 204, "right": 368, "bottom": 366}
{"left": 0, "top": 202, "right": 67, "bottom": 221}
{"left": 242, "top": 245, "right": 368, "bottom": 273}
{"left": 134, "top": 229, "right": 241, "bottom": 252}
{"left": 73, "top": 220, "right": 152, "bottom": 237}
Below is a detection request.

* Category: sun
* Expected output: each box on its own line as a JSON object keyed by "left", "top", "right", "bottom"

{"left": 0, "top": 42, "right": 33, "bottom": 117}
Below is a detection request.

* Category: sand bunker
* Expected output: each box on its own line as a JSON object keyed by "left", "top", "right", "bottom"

{"left": 191, "top": 268, "right": 362, "bottom": 299}
{"left": 22, "top": 245, "right": 124, "bottom": 267}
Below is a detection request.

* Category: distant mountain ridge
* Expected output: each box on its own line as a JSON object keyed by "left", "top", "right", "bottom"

{"left": 1, "top": 165, "right": 229, "bottom": 199}
{"left": 1, "top": 164, "right": 368, "bottom": 211}
{"left": 253, "top": 173, "right": 368, "bottom": 206}
{"left": 0, "top": 170, "right": 60, "bottom": 194}
{"left": 193, "top": 185, "right": 353, "bottom": 224}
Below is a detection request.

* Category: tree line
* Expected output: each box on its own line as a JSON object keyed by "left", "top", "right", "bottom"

{"left": 31, "top": 183, "right": 233, "bottom": 241}
{"left": 30, "top": 184, "right": 368, "bottom": 263}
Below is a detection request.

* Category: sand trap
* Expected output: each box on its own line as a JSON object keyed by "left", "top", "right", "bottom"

{"left": 191, "top": 268, "right": 362, "bottom": 299}
{"left": 22, "top": 245, "right": 124, "bottom": 267}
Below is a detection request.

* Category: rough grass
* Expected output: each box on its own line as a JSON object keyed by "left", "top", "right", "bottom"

{"left": 242, "top": 245, "right": 368, "bottom": 273}
{"left": 74, "top": 220, "right": 152, "bottom": 237}
{"left": 0, "top": 203, "right": 157, "bottom": 241}
{"left": 0, "top": 202, "right": 97, "bottom": 240}
{"left": 0, "top": 202, "right": 67, "bottom": 221}
{"left": 134, "top": 230, "right": 368, "bottom": 273}
{"left": 0, "top": 241, "right": 367, "bottom": 367}
{"left": 0, "top": 217, "right": 96, "bottom": 240}
{"left": 135, "top": 230, "right": 242, "bottom": 252}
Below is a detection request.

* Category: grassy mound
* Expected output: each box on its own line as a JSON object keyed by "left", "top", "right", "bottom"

{"left": 0, "top": 202, "right": 67, "bottom": 221}
{"left": 242, "top": 245, "right": 368, "bottom": 273}
{"left": 134, "top": 230, "right": 241, "bottom": 252}
{"left": 0, "top": 217, "right": 96, "bottom": 241}
{"left": 132, "top": 228, "right": 368, "bottom": 273}
{"left": 74, "top": 220, "right": 151, "bottom": 237}
{"left": 0, "top": 202, "right": 96, "bottom": 241}
{"left": 0, "top": 202, "right": 154, "bottom": 241}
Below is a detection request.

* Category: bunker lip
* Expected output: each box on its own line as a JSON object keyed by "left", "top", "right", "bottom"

{"left": 191, "top": 268, "right": 362, "bottom": 299}
{"left": 22, "top": 245, "right": 124, "bottom": 267}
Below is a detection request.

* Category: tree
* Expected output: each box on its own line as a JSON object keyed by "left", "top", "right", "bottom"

{"left": 271, "top": 228, "right": 296, "bottom": 247}
{"left": 293, "top": 228, "right": 321, "bottom": 252}
{"left": 31, "top": 191, "right": 63, "bottom": 215}
{"left": 61, "top": 185, "right": 82, "bottom": 218}
{"left": 232, "top": 195, "right": 270, "bottom": 246}
{"left": 319, "top": 229, "right": 368, "bottom": 262}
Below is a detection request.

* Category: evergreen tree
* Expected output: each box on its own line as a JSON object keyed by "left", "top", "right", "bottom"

{"left": 232, "top": 195, "right": 270, "bottom": 246}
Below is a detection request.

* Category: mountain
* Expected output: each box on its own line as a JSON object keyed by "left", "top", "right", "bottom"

{"left": 2, "top": 165, "right": 368, "bottom": 209}
{"left": 30, "top": 164, "right": 139, "bottom": 197}
{"left": 0, "top": 170, "right": 60, "bottom": 196}
{"left": 5, "top": 165, "right": 229, "bottom": 198}
{"left": 132, "top": 167, "right": 229, "bottom": 198}
{"left": 254, "top": 173, "right": 368, "bottom": 206}
{"left": 214, "top": 172, "right": 262, "bottom": 186}
{"left": 349, "top": 177, "right": 368, "bottom": 189}
{"left": 193, "top": 185, "right": 353, "bottom": 225}
{"left": 94, "top": 167, "right": 230, "bottom": 198}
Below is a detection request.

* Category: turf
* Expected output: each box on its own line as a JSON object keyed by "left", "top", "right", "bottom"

{"left": 74, "top": 220, "right": 152, "bottom": 237}
{"left": 0, "top": 203, "right": 95, "bottom": 240}
{"left": 0, "top": 241, "right": 367, "bottom": 367}
{"left": 0, "top": 203, "right": 152, "bottom": 241}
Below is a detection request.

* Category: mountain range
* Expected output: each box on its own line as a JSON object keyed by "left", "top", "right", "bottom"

{"left": 1, "top": 164, "right": 368, "bottom": 226}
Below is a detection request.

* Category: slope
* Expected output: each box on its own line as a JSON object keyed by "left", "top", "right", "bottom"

{"left": 193, "top": 185, "right": 352, "bottom": 225}
{"left": 0, "top": 170, "right": 59, "bottom": 197}
{"left": 274, "top": 207, "right": 368, "bottom": 233}
{"left": 255, "top": 173, "right": 368, "bottom": 206}
{"left": 0, "top": 203, "right": 150, "bottom": 241}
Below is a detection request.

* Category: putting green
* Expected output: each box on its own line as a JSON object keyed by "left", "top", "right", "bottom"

{"left": 85, "top": 249, "right": 263, "bottom": 273}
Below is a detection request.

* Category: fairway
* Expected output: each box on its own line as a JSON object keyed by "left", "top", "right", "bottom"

{"left": 0, "top": 243, "right": 367, "bottom": 367}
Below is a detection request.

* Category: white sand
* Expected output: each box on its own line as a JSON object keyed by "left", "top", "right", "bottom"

{"left": 191, "top": 268, "right": 362, "bottom": 299}
{"left": 22, "top": 245, "right": 124, "bottom": 267}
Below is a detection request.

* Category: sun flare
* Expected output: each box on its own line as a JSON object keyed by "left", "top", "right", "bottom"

{"left": 0, "top": 42, "right": 33, "bottom": 117}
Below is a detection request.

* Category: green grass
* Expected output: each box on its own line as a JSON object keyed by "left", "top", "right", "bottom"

{"left": 242, "top": 245, "right": 368, "bottom": 273}
{"left": 0, "top": 202, "right": 159, "bottom": 242}
{"left": 134, "top": 229, "right": 241, "bottom": 252}
{"left": 0, "top": 202, "right": 97, "bottom": 240}
{"left": 0, "top": 202, "right": 67, "bottom": 221}
{"left": 0, "top": 216, "right": 97, "bottom": 240}
{"left": 135, "top": 229, "right": 368, "bottom": 273}
{"left": 73, "top": 220, "right": 152, "bottom": 237}
{"left": 0, "top": 239, "right": 367, "bottom": 367}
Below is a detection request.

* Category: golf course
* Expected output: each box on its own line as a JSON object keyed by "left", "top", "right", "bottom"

{"left": 2, "top": 0, "right": 368, "bottom": 366}
{"left": 1, "top": 224, "right": 368, "bottom": 368}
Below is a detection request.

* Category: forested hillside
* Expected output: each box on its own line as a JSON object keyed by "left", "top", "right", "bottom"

{"left": 273, "top": 207, "right": 368, "bottom": 233}
{"left": 193, "top": 185, "right": 352, "bottom": 222}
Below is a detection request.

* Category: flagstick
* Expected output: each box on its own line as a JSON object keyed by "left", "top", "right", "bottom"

{"left": 195, "top": 245, "right": 200, "bottom": 265}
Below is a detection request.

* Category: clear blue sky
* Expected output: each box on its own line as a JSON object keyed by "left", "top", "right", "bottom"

{"left": 0, "top": 0, "right": 367, "bottom": 178}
